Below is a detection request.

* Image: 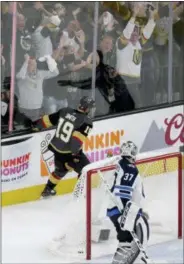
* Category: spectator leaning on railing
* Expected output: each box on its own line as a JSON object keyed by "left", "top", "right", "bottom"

{"left": 96, "top": 50, "right": 135, "bottom": 114}
{"left": 115, "top": 4, "right": 156, "bottom": 108}
{"left": 16, "top": 54, "right": 59, "bottom": 122}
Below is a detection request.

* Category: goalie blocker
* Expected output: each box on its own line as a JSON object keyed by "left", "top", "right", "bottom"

{"left": 107, "top": 141, "right": 150, "bottom": 264}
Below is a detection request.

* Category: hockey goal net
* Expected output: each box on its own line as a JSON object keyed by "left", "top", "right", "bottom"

{"left": 49, "top": 152, "right": 183, "bottom": 261}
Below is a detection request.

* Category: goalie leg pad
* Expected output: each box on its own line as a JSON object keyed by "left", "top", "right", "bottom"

{"left": 112, "top": 239, "right": 150, "bottom": 264}
{"left": 112, "top": 240, "right": 140, "bottom": 264}
{"left": 120, "top": 201, "right": 140, "bottom": 232}
{"left": 110, "top": 207, "right": 150, "bottom": 248}
{"left": 135, "top": 214, "right": 150, "bottom": 248}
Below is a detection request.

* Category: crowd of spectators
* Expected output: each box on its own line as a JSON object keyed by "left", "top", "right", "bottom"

{"left": 1, "top": 1, "right": 184, "bottom": 133}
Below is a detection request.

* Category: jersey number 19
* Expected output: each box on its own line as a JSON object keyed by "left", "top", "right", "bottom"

{"left": 56, "top": 117, "right": 74, "bottom": 143}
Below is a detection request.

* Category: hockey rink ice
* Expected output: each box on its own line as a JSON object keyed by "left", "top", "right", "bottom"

{"left": 2, "top": 171, "right": 183, "bottom": 264}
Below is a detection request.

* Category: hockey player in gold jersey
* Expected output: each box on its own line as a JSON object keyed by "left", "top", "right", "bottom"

{"left": 33, "top": 96, "right": 95, "bottom": 198}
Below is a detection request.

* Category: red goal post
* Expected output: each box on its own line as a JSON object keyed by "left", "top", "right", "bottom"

{"left": 86, "top": 152, "right": 183, "bottom": 260}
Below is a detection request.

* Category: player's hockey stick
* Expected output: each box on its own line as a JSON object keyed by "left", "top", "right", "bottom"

{"left": 97, "top": 170, "right": 154, "bottom": 264}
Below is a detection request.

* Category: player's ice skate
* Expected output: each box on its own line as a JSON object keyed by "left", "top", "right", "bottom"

{"left": 40, "top": 186, "right": 56, "bottom": 199}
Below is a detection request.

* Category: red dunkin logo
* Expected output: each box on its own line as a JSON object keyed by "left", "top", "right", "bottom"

{"left": 164, "top": 113, "right": 184, "bottom": 145}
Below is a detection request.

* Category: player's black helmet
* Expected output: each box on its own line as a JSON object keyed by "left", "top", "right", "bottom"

{"left": 78, "top": 96, "right": 95, "bottom": 113}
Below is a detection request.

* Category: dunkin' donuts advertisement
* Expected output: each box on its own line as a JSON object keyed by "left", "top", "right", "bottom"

{"left": 1, "top": 137, "right": 41, "bottom": 192}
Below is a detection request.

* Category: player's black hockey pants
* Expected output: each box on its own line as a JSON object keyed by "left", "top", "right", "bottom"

{"left": 50, "top": 149, "right": 90, "bottom": 179}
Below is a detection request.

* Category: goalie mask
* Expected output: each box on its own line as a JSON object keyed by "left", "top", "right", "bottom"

{"left": 120, "top": 141, "right": 138, "bottom": 163}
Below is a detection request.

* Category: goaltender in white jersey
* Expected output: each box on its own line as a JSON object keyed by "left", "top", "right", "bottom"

{"left": 107, "top": 141, "right": 150, "bottom": 264}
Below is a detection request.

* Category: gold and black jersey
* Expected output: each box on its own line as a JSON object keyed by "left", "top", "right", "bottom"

{"left": 41, "top": 107, "right": 93, "bottom": 155}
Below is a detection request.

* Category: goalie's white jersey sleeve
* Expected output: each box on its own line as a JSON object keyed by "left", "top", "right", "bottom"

{"left": 107, "top": 157, "right": 145, "bottom": 215}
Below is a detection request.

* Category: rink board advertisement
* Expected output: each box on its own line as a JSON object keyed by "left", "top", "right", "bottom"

{"left": 1, "top": 137, "right": 41, "bottom": 192}
{"left": 1, "top": 104, "right": 184, "bottom": 205}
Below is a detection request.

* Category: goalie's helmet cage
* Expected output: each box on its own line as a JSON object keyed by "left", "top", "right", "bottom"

{"left": 120, "top": 141, "right": 138, "bottom": 162}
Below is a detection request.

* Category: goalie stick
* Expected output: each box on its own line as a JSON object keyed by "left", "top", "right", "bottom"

{"left": 97, "top": 170, "right": 154, "bottom": 264}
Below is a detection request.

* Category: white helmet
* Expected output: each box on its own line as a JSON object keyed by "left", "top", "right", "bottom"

{"left": 120, "top": 141, "right": 138, "bottom": 163}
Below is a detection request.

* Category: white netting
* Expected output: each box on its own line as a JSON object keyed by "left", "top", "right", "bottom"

{"left": 137, "top": 153, "right": 181, "bottom": 242}
{"left": 49, "top": 156, "right": 119, "bottom": 259}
